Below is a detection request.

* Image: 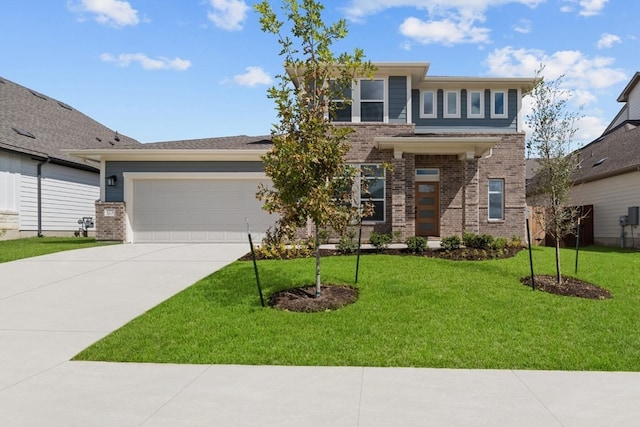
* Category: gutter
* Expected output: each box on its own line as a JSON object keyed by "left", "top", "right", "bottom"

{"left": 36, "top": 157, "right": 51, "bottom": 237}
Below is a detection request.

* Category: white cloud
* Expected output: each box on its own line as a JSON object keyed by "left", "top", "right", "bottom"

{"left": 342, "top": 1, "right": 544, "bottom": 46}
{"left": 560, "top": 0, "right": 608, "bottom": 16}
{"left": 207, "top": 0, "right": 249, "bottom": 31}
{"left": 512, "top": 19, "right": 532, "bottom": 34}
{"left": 399, "top": 15, "right": 490, "bottom": 45}
{"left": 100, "top": 53, "right": 192, "bottom": 71}
{"left": 596, "top": 33, "right": 621, "bottom": 49}
{"left": 578, "top": 0, "right": 609, "bottom": 16}
{"left": 69, "top": 0, "right": 139, "bottom": 27}
{"left": 486, "top": 46, "right": 627, "bottom": 143}
{"left": 230, "top": 67, "right": 272, "bottom": 87}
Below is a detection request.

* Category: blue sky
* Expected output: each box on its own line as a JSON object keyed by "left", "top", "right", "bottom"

{"left": 2, "top": 0, "right": 636, "bottom": 146}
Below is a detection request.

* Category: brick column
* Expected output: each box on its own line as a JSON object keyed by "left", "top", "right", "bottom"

{"left": 391, "top": 155, "right": 406, "bottom": 239}
{"left": 463, "top": 159, "right": 479, "bottom": 234}
{"left": 95, "top": 201, "right": 126, "bottom": 241}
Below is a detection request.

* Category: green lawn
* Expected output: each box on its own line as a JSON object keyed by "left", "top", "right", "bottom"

{"left": 74, "top": 246, "right": 640, "bottom": 371}
{"left": 0, "top": 237, "right": 116, "bottom": 263}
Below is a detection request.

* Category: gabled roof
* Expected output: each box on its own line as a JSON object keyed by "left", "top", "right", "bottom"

{"left": 64, "top": 135, "right": 272, "bottom": 162}
{"left": 617, "top": 72, "right": 640, "bottom": 102}
{"left": 574, "top": 120, "right": 640, "bottom": 184}
{"left": 0, "top": 76, "right": 140, "bottom": 170}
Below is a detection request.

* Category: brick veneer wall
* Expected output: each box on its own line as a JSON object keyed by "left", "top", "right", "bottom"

{"left": 95, "top": 201, "right": 126, "bottom": 241}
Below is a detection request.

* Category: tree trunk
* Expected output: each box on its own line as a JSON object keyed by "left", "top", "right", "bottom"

{"left": 555, "top": 237, "right": 562, "bottom": 284}
{"left": 315, "top": 223, "right": 321, "bottom": 297}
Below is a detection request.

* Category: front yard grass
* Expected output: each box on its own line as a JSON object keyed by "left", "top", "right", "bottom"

{"left": 74, "top": 246, "right": 640, "bottom": 371}
{"left": 0, "top": 237, "right": 116, "bottom": 263}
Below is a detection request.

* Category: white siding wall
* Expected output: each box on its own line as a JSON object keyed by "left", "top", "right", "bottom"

{"left": 570, "top": 171, "right": 640, "bottom": 244}
{"left": 629, "top": 83, "right": 640, "bottom": 120}
{"left": 0, "top": 152, "right": 21, "bottom": 213}
{"left": 19, "top": 160, "right": 99, "bottom": 231}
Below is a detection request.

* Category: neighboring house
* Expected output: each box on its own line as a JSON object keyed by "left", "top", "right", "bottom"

{"left": 569, "top": 72, "right": 640, "bottom": 247}
{"left": 67, "top": 62, "right": 536, "bottom": 243}
{"left": 0, "top": 76, "right": 139, "bottom": 239}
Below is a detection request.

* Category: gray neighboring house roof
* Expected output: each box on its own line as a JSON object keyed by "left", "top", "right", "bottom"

{"left": 0, "top": 76, "right": 140, "bottom": 171}
{"left": 132, "top": 135, "right": 272, "bottom": 150}
{"left": 574, "top": 120, "right": 640, "bottom": 184}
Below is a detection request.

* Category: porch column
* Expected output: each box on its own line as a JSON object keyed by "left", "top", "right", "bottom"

{"left": 391, "top": 152, "right": 407, "bottom": 239}
{"left": 463, "top": 158, "right": 479, "bottom": 234}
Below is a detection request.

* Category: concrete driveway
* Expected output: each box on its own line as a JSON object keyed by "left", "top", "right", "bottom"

{"left": 1, "top": 243, "right": 640, "bottom": 426}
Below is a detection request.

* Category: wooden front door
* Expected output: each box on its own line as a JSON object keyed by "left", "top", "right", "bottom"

{"left": 415, "top": 182, "right": 440, "bottom": 237}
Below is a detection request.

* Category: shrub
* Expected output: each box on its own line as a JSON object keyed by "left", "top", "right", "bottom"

{"left": 369, "top": 232, "right": 392, "bottom": 252}
{"left": 317, "top": 229, "right": 331, "bottom": 245}
{"left": 405, "top": 236, "right": 428, "bottom": 254}
{"left": 337, "top": 229, "right": 359, "bottom": 254}
{"left": 440, "top": 235, "right": 462, "bottom": 251}
{"left": 491, "top": 237, "right": 508, "bottom": 250}
{"left": 462, "top": 231, "right": 494, "bottom": 249}
{"left": 510, "top": 235, "right": 523, "bottom": 248}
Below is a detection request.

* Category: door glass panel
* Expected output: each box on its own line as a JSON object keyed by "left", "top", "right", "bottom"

{"left": 419, "top": 184, "right": 435, "bottom": 193}
{"left": 419, "top": 197, "right": 435, "bottom": 206}
{"left": 419, "top": 223, "right": 435, "bottom": 231}
{"left": 419, "top": 210, "right": 435, "bottom": 218}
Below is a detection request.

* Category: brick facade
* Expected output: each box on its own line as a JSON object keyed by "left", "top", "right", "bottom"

{"left": 335, "top": 124, "right": 527, "bottom": 240}
{"left": 95, "top": 201, "right": 126, "bottom": 241}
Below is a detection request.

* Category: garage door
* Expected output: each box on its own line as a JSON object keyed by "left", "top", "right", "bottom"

{"left": 131, "top": 178, "right": 276, "bottom": 243}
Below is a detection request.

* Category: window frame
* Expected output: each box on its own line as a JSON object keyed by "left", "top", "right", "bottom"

{"left": 354, "top": 78, "right": 387, "bottom": 123}
{"left": 329, "top": 79, "right": 353, "bottom": 122}
{"left": 467, "top": 90, "right": 484, "bottom": 119}
{"left": 443, "top": 90, "right": 460, "bottom": 119}
{"left": 491, "top": 90, "right": 508, "bottom": 119}
{"left": 419, "top": 90, "right": 437, "bottom": 119}
{"left": 488, "top": 178, "right": 505, "bottom": 221}
{"left": 359, "top": 164, "right": 386, "bottom": 223}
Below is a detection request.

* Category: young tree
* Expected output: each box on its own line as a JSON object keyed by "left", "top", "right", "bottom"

{"left": 255, "top": 0, "right": 374, "bottom": 296}
{"left": 527, "top": 68, "right": 582, "bottom": 284}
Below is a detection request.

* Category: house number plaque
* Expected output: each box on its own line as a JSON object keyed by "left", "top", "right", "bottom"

{"left": 104, "top": 209, "right": 116, "bottom": 217}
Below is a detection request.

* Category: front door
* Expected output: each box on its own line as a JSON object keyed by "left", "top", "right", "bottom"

{"left": 415, "top": 182, "right": 439, "bottom": 237}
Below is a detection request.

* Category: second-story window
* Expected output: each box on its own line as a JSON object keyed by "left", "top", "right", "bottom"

{"left": 330, "top": 80, "right": 352, "bottom": 122}
{"left": 491, "top": 90, "right": 508, "bottom": 118}
{"left": 420, "top": 91, "right": 436, "bottom": 118}
{"left": 468, "top": 90, "right": 484, "bottom": 119}
{"left": 359, "top": 79, "right": 385, "bottom": 122}
{"left": 444, "top": 91, "right": 460, "bottom": 118}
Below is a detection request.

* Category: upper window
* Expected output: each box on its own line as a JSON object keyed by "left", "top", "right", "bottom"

{"left": 444, "top": 91, "right": 460, "bottom": 118}
{"left": 359, "top": 79, "right": 385, "bottom": 122}
{"left": 360, "top": 164, "right": 385, "bottom": 222}
{"left": 488, "top": 179, "right": 504, "bottom": 221}
{"left": 330, "top": 80, "right": 352, "bottom": 122}
{"left": 420, "top": 91, "right": 436, "bottom": 119}
{"left": 467, "top": 90, "right": 484, "bottom": 119}
{"left": 491, "top": 90, "right": 508, "bottom": 119}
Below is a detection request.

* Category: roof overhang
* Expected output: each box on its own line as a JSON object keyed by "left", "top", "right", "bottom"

{"left": 375, "top": 136, "right": 501, "bottom": 160}
{"left": 61, "top": 149, "right": 268, "bottom": 162}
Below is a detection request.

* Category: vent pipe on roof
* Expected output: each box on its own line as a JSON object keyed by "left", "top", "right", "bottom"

{"left": 37, "top": 157, "right": 51, "bottom": 237}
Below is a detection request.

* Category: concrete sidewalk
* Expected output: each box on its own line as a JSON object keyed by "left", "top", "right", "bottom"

{"left": 1, "top": 244, "right": 639, "bottom": 426}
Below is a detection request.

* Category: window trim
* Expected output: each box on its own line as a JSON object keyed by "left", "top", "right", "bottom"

{"left": 467, "top": 90, "right": 484, "bottom": 119}
{"left": 359, "top": 164, "right": 386, "bottom": 223}
{"left": 488, "top": 178, "right": 505, "bottom": 221}
{"left": 354, "top": 78, "right": 387, "bottom": 123}
{"left": 419, "top": 90, "right": 436, "bottom": 119}
{"left": 443, "top": 90, "right": 460, "bottom": 119}
{"left": 491, "top": 90, "right": 508, "bottom": 119}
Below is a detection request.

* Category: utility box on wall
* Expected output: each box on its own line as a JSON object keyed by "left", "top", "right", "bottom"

{"left": 629, "top": 206, "right": 640, "bottom": 226}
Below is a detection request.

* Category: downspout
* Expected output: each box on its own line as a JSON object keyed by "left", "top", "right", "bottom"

{"left": 37, "top": 157, "right": 51, "bottom": 237}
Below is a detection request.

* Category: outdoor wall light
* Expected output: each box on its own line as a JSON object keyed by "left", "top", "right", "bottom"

{"left": 106, "top": 175, "right": 117, "bottom": 187}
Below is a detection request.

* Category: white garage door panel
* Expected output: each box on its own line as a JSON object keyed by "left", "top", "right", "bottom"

{"left": 132, "top": 179, "right": 275, "bottom": 243}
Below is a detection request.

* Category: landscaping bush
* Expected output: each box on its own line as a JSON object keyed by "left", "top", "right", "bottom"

{"left": 337, "top": 229, "right": 359, "bottom": 254}
{"left": 405, "top": 236, "right": 428, "bottom": 253}
{"left": 440, "top": 235, "right": 462, "bottom": 251}
{"left": 462, "top": 231, "right": 495, "bottom": 249}
{"left": 491, "top": 237, "right": 508, "bottom": 250}
{"left": 369, "top": 232, "right": 392, "bottom": 252}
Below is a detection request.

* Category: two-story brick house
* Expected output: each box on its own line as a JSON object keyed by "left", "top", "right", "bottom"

{"left": 67, "top": 62, "right": 536, "bottom": 243}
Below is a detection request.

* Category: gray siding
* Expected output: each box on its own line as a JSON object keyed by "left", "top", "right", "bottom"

{"left": 388, "top": 76, "right": 407, "bottom": 123}
{"left": 412, "top": 89, "right": 518, "bottom": 132}
{"left": 105, "top": 161, "right": 265, "bottom": 202}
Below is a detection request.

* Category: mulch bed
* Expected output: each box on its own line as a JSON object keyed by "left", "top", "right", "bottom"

{"left": 520, "top": 275, "right": 611, "bottom": 300}
{"left": 268, "top": 284, "right": 358, "bottom": 312}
